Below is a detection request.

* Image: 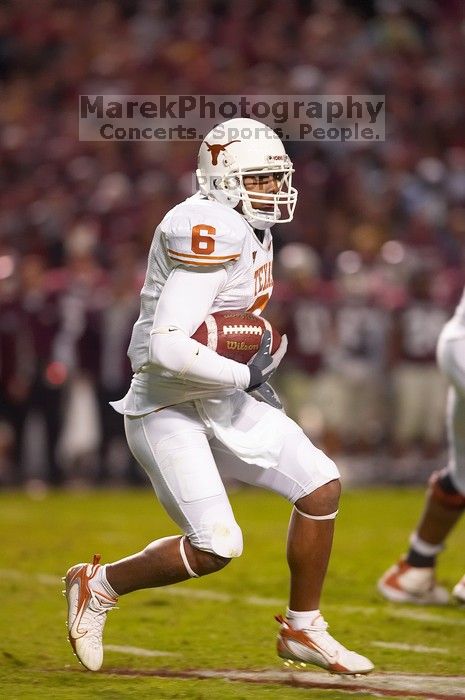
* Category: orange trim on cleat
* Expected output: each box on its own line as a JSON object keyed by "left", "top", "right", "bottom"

{"left": 275, "top": 614, "right": 374, "bottom": 675}
{"left": 64, "top": 554, "right": 117, "bottom": 671}
{"left": 378, "top": 559, "right": 450, "bottom": 605}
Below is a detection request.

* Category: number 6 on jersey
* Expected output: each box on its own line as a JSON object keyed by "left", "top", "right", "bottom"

{"left": 191, "top": 224, "right": 216, "bottom": 255}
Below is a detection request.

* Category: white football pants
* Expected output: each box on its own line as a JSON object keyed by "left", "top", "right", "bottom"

{"left": 124, "top": 390, "right": 339, "bottom": 557}
{"left": 437, "top": 318, "right": 465, "bottom": 494}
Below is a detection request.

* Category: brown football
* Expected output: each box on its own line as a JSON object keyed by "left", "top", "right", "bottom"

{"left": 192, "top": 310, "right": 281, "bottom": 364}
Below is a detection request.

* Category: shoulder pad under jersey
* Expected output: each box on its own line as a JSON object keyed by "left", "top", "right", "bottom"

{"left": 162, "top": 198, "right": 247, "bottom": 267}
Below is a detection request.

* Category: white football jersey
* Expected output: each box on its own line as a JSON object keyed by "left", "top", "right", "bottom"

{"left": 453, "top": 286, "right": 465, "bottom": 325}
{"left": 117, "top": 194, "right": 274, "bottom": 414}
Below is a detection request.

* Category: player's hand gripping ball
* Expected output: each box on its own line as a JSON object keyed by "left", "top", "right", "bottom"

{"left": 192, "top": 311, "right": 282, "bottom": 364}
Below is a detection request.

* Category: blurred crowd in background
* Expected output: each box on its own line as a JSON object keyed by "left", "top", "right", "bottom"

{"left": 1, "top": 0, "right": 465, "bottom": 487}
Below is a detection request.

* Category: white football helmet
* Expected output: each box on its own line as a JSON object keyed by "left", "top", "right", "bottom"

{"left": 196, "top": 118, "right": 297, "bottom": 228}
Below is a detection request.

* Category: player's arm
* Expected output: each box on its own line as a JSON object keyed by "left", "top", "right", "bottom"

{"left": 149, "top": 266, "right": 287, "bottom": 390}
{"left": 149, "top": 210, "right": 286, "bottom": 389}
{"left": 148, "top": 265, "right": 252, "bottom": 389}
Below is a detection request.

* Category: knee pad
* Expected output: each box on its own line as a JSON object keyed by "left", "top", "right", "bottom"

{"left": 189, "top": 505, "right": 243, "bottom": 559}
{"left": 429, "top": 469, "right": 465, "bottom": 510}
{"left": 203, "top": 518, "right": 243, "bottom": 558}
{"left": 208, "top": 520, "right": 243, "bottom": 558}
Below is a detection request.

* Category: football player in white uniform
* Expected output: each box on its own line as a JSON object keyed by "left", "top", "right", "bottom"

{"left": 64, "top": 118, "right": 373, "bottom": 675}
{"left": 379, "top": 289, "right": 465, "bottom": 604}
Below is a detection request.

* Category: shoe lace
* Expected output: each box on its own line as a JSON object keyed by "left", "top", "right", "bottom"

{"left": 302, "top": 616, "right": 340, "bottom": 651}
{"left": 83, "top": 591, "right": 117, "bottom": 635}
{"left": 286, "top": 614, "right": 344, "bottom": 657}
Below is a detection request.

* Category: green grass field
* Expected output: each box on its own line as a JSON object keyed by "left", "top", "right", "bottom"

{"left": 1, "top": 486, "right": 464, "bottom": 699}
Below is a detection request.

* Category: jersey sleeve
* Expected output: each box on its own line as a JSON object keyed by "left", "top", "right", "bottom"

{"left": 163, "top": 206, "right": 245, "bottom": 267}
{"left": 148, "top": 266, "right": 251, "bottom": 390}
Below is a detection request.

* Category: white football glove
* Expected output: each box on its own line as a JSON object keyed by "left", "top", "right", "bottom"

{"left": 246, "top": 330, "right": 288, "bottom": 390}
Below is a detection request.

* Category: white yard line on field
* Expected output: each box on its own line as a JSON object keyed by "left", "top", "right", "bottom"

{"left": 105, "top": 640, "right": 449, "bottom": 660}
{"left": 244, "top": 594, "right": 284, "bottom": 606}
{"left": 3, "top": 568, "right": 463, "bottom": 697}
{"left": 157, "top": 586, "right": 231, "bottom": 602}
{"left": 103, "top": 640, "right": 454, "bottom": 662}
{"left": 371, "top": 641, "right": 449, "bottom": 654}
{"left": 104, "top": 644, "right": 179, "bottom": 657}
{"left": 101, "top": 667, "right": 465, "bottom": 699}
{"left": 325, "top": 602, "right": 465, "bottom": 627}
{"left": 386, "top": 608, "right": 465, "bottom": 626}
{"left": 0, "top": 568, "right": 285, "bottom": 608}
{"left": 161, "top": 585, "right": 284, "bottom": 607}
{"left": 2, "top": 567, "right": 464, "bottom": 627}
{"left": 37, "top": 573, "right": 63, "bottom": 585}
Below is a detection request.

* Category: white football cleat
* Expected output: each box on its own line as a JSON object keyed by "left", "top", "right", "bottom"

{"left": 276, "top": 614, "right": 374, "bottom": 675}
{"left": 452, "top": 574, "right": 465, "bottom": 603}
{"left": 64, "top": 554, "right": 117, "bottom": 671}
{"left": 378, "top": 560, "right": 449, "bottom": 605}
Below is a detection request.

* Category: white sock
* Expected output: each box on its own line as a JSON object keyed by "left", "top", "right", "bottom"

{"left": 286, "top": 607, "right": 322, "bottom": 630}
{"left": 409, "top": 532, "right": 444, "bottom": 557}
{"left": 96, "top": 564, "right": 119, "bottom": 599}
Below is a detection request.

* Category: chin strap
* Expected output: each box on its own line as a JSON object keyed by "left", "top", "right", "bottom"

{"left": 294, "top": 505, "right": 339, "bottom": 521}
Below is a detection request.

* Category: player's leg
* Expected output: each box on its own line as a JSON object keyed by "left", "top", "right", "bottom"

{"left": 211, "top": 434, "right": 339, "bottom": 612}
{"left": 415, "top": 389, "right": 465, "bottom": 551}
{"left": 379, "top": 329, "right": 465, "bottom": 604}
{"left": 64, "top": 403, "right": 242, "bottom": 670}
{"left": 403, "top": 388, "right": 465, "bottom": 594}
{"left": 105, "top": 411, "right": 241, "bottom": 592}
{"left": 209, "top": 392, "right": 340, "bottom": 611}
{"left": 285, "top": 481, "right": 340, "bottom": 611}
{"left": 209, "top": 392, "right": 373, "bottom": 674}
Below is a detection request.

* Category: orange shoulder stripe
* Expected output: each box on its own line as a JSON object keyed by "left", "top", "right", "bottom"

{"left": 171, "top": 258, "right": 232, "bottom": 267}
{"left": 167, "top": 248, "right": 240, "bottom": 261}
